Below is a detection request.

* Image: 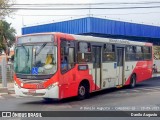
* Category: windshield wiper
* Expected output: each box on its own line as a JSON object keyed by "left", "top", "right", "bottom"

{"left": 21, "top": 44, "right": 29, "bottom": 61}
{"left": 35, "top": 43, "right": 47, "bottom": 56}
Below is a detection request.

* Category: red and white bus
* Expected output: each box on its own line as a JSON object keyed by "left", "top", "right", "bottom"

{"left": 14, "top": 32, "right": 153, "bottom": 100}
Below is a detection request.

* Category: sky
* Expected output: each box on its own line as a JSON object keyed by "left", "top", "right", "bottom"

{"left": 5, "top": 0, "right": 160, "bottom": 35}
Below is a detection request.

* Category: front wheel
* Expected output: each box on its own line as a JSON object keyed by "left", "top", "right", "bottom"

{"left": 130, "top": 74, "right": 136, "bottom": 88}
{"left": 77, "top": 83, "right": 89, "bottom": 100}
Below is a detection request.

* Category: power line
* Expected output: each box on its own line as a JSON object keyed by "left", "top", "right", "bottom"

{"left": 2, "top": 6, "right": 160, "bottom": 10}
{"left": 16, "top": 14, "right": 87, "bottom": 16}
{"left": 9, "top": 2, "right": 160, "bottom": 6}
{"left": 98, "top": 11, "right": 160, "bottom": 15}
{"left": 15, "top": 12, "right": 160, "bottom": 16}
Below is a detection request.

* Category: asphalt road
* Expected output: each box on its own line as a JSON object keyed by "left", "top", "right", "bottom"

{"left": 0, "top": 77, "right": 160, "bottom": 120}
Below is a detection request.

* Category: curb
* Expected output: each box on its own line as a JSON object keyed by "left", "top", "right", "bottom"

{"left": 0, "top": 87, "right": 15, "bottom": 95}
{"left": 0, "top": 87, "right": 8, "bottom": 94}
{"left": 8, "top": 88, "right": 15, "bottom": 94}
{"left": 0, "top": 82, "right": 15, "bottom": 94}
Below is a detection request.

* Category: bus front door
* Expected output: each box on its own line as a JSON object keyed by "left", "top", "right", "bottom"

{"left": 92, "top": 46, "right": 101, "bottom": 90}
{"left": 116, "top": 48, "right": 124, "bottom": 86}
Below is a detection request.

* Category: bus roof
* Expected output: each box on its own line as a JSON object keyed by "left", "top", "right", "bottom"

{"left": 17, "top": 32, "right": 152, "bottom": 46}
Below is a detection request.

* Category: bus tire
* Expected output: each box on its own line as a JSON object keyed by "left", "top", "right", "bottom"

{"left": 43, "top": 98, "right": 53, "bottom": 102}
{"left": 130, "top": 74, "right": 136, "bottom": 88}
{"left": 77, "top": 82, "right": 89, "bottom": 100}
{"left": 43, "top": 98, "right": 59, "bottom": 102}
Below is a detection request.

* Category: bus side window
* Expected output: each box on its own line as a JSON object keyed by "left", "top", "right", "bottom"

{"left": 77, "top": 42, "right": 92, "bottom": 63}
{"left": 61, "top": 40, "right": 68, "bottom": 73}
{"left": 68, "top": 47, "right": 75, "bottom": 68}
{"left": 61, "top": 40, "right": 75, "bottom": 73}
{"left": 126, "top": 46, "right": 136, "bottom": 61}
{"left": 103, "top": 44, "right": 115, "bottom": 62}
{"left": 136, "top": 46, "right": 143, "bottom": 60}
{"left": 143, "top": 46, "right": 152, "bottom": 60}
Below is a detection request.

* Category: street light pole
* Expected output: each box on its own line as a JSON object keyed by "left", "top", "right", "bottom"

{"left": 1, "top": 57, "right": 7, "bottom": 87}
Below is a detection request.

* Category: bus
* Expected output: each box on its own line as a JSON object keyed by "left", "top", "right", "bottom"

{"left": 14, "top": 32, "right": 153, "bottom": 100}
{"left": 153, "top": 46, "right": 160, "bottom": 72}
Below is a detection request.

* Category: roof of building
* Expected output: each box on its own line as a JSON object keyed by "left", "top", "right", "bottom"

{"left": 22, "top": 17, "right": 160, "bottom": 44}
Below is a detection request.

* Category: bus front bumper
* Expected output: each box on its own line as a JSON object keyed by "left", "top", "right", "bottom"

{"left": 14, "top": 82, "right": 59, "bottom": 99}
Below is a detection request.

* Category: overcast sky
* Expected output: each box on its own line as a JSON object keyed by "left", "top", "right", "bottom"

{"left": 5, "top": 0, "right": 160, "bottom": 35}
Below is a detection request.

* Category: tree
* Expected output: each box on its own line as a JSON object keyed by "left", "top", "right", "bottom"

{"left": 0, "top": 0, "right": 15, "bottom": 19}
{"left": 0, "top": 20, "right": 16, "bottom": 55}
{"left": 0, "top": 0, "right": 16, "bottom": 55}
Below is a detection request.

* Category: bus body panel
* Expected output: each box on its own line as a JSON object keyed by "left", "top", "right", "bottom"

{"left": 14, "top": 83, "right": 59, "bottom": 98}
{"left": 124, "top": 60, "right": 152, "bottom": 85}
{"left": 101, "top": 62, "right": 117, "bottom": 88}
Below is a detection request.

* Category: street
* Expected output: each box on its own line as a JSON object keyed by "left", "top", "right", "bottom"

{"left": 0, "top": 77, "right": 160, "bottom": 120}
{"left": 0, "top": 77, "right": 160, "bottom": 112}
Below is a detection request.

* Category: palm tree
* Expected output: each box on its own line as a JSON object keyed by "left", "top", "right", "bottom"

{"left": 0, "top": 20, "right": 16, "bottom": 55}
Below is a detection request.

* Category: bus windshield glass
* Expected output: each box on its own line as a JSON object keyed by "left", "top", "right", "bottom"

{"left": 14, "top": 36, "right": 57, "bottom": 75}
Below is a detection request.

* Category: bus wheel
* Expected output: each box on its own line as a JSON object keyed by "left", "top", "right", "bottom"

{"left": 77, "top": 83, "right": 89, "bottom": 100}
{"left": 130, "top": 74, "right": 136, "bottom": 88}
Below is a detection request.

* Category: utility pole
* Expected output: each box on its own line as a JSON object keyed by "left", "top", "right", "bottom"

{"left": 89, "top": 3, "right": 91, "bottom": 17}
{"left": 1, "top": 57, "right": 7, "bottom": 87}
{"left": 22, "top": 16, "right": 24, "bottom": 26}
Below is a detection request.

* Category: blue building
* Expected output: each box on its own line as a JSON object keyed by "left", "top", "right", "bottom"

{"left": 22, "top": 17, "right": 160, "bottom": 45}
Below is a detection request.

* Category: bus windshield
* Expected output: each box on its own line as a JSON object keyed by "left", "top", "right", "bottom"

{"left": 14, "top": 42, "right": 57, "bottom": 75}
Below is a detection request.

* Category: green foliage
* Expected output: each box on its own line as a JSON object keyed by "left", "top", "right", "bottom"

{"left": 0, "top": 0, "right": 14, "bottom": 18}
{"left": 0, "top": 20, "right": 16, "bottom": 54}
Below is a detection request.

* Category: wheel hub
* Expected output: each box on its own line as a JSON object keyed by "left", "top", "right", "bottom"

{"left": 79, "top": 86, "right": 85, "bottom": 96}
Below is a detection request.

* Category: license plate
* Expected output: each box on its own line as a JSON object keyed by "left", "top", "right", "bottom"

{"left": 28, "top": 89, "right": 36, "bottom": 94}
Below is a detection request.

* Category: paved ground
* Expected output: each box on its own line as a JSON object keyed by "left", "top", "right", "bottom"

{"left": 0, "top": 77, "right": 160, "bottom": 120}
{"left": 0, "top": 77, "right": 160, "bottom": 110}
{"left": 0, "top": 82, "right": 14, "bottom": 95}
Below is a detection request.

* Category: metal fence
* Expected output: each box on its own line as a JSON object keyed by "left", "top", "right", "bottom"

{"left": 0, "top": 58, "right": 14, "bottom": 85}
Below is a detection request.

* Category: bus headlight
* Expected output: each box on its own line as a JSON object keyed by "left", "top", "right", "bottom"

{"left": 21, "top": 83, "right": 24, "bottom": 87}
{"left": 47, "top": 82, "right": 58, "bottom": 90}
{"left": 14, "top": 82, "right": 21, "bottom": 89}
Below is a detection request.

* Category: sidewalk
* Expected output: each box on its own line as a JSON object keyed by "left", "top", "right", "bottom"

{"left": 152, "top": 73, "right": 160, "bottom": 77}
{"left": 0, "top": 82, "right": 14, "bottom": 95}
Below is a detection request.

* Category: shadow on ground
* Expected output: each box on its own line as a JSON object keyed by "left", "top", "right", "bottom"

{"left": 21, "top": 77, "right": 160, "bottom": 105}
